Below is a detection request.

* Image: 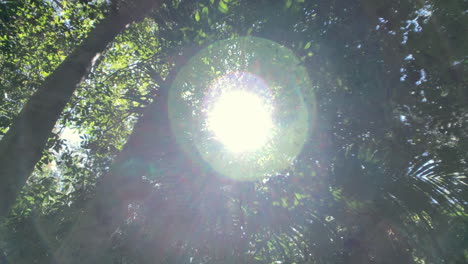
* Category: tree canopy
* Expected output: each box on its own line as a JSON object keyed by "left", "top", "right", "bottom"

{"left": 0, "top": 0, "right": 466, "bottom": 263}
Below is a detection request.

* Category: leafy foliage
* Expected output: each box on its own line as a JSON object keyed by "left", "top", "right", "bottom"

{"left": 1, "top": 0, "right": 467, "bottom": 263}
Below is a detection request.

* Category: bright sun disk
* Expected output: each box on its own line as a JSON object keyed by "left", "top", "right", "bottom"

{"left": 207, "top": 90, "right": 273, "bottom": 153}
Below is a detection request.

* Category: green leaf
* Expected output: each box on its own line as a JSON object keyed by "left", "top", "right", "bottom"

{"left": 194, "top": 10, "right": 200, "bottom": 22}
{"left": 304, "top": 41, "right": 311, "bottom": 50}
{"left": 202, "top": 7, "right": 209, "bottom": 16}
{"left": 285, "top": 0, "right": 292, "bottom": 9}
{"left": 218, "top": 1, "right": 229, "bottom": 13}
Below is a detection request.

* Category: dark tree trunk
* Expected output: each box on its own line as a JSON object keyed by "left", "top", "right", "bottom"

{"left": 53, "top": 93, "right": 174, "bottom": 263}
{"left": 53, "top": 45, "right": 202, "bottom": 264}
{"left": 0, "top": 0, "right": 161, "bottom": 217}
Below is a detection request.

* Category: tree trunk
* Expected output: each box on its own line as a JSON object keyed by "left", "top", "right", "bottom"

{"left": 52, "top": 96, "right": 173, "bottom": 263}
{"left": 52, "top": 45, "right": 202, "bottom": 264}
{"left": 0, "top": 0, "right": 161, "bottom": 217}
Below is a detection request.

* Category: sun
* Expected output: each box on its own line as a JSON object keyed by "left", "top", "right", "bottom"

{"left": 169, "top": 37, "right": 312, "bottom": 181}
{"left": 206, "top": 89, "right": 273, "bottom": 153}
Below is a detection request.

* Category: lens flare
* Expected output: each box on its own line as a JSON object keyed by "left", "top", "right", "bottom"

{"left": 169, "top": 37, "right": 315, "bottom": 181}
{"left": 207, "top": 89, "right": 273, "bottom": 153}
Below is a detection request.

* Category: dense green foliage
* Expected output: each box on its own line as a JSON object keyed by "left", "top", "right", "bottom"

{"left": 0, "top": 0, "right": 107, "bottom": 167}
{"left": 1, "top": 0, "right": 467, "bottom": 263}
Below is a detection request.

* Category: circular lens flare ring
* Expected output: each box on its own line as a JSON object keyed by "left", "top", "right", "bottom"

{"left": 207, "top": 89, "right": 273, "bottom": 153}
{"left": 169, "top": 37, "right": 313, "bottom": 181}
